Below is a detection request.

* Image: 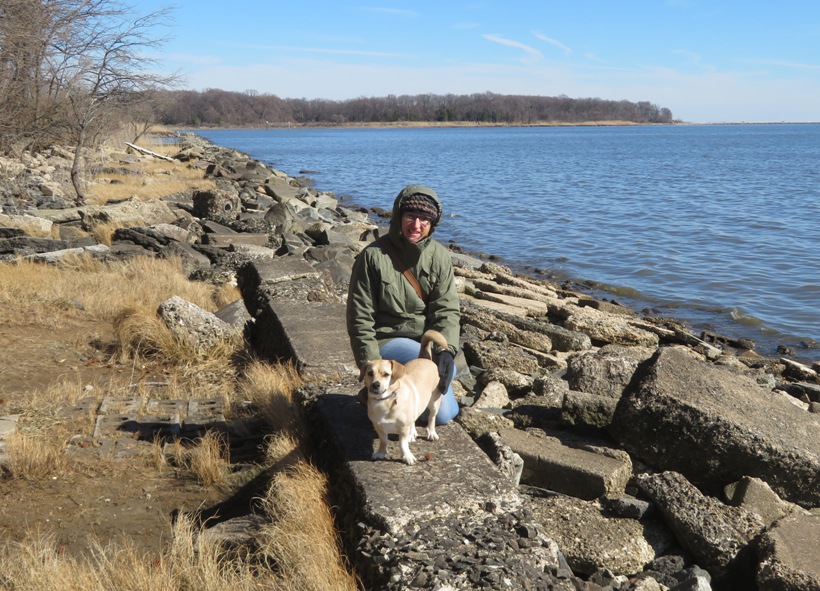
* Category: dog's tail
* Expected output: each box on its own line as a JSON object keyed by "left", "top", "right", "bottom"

{"left": 419, "top": 329, "right": 448, "bottom": 360}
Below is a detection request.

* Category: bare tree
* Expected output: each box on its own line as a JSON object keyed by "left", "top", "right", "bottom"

{"left": 52, "top": 2, "right": 179, "bottom": 202}
{"left": 0, "top": 1, "right": 179, "bottom": 202}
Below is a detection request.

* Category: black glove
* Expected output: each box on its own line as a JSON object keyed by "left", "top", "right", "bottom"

{"left": 436, "top": 350, "right": 455, "bottom": 393}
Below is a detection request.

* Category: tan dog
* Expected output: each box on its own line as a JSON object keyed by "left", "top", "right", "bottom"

{"left": 359, "top": 330, "right": 448, "bottom": 465}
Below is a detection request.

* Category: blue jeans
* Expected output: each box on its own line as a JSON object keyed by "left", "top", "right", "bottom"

{"left": 380, "top": 337, "right": 459, "bottom": 425}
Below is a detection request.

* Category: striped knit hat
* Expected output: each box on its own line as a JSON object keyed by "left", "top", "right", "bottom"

{"left": 400, "top": 193, "right": 440, "bottom": 223}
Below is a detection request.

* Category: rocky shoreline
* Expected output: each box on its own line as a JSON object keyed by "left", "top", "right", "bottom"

{"left": 2, "top": 133, "right": 819, "bottom": 590}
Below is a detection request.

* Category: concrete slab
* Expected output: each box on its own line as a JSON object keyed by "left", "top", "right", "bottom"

{"left": 202, "top": 233, "right": 269, "bottom": 247}
{"left": 257, "top": 300, "right": 357, "bottom": 381}
{"left": 498, "top": 428, "right": 632, "bottom": 500}
{"left": 461, "top": 293, "right": 529, "bottom": 317}
{"left": 756, "top": 513, "right": 820, "bottom": 591}
{"left": 313, "top": 393, "right": 522, "bottom": 534}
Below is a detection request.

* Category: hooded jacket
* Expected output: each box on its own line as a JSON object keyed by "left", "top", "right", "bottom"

{"left": 346, "top": 185, "right": 460, "bottom": 368}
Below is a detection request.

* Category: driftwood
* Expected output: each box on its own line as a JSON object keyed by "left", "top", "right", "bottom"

{"left": 125, "top": 141, "right": 174, "bottom": 161}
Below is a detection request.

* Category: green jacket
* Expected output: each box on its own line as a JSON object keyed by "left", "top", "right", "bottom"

{"left": 346, "top": 185, "right": 461, "bottom": 368}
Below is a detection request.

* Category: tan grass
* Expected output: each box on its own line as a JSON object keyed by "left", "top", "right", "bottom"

{"left": 0, "top": 255, "right": 240, "bottom": 328}
{"left": 236, "top": 361, "right": 303, "bottom": 434}
{"left": 6, "top": 431, "right": 68, "bottom": 480}
{"left": 259, "top": 461, "right": 359, "bottom": 591}
{"left": 0, "top": 519, "right": 278, "bottom": 591}
{"left": 84, "top": 154, "right": 215, "bottom": 205}
{"left": 187, "top": 430, "right": 230, "bottom": 486}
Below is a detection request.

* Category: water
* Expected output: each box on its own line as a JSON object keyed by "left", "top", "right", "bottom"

{"left": 195, "top": 124, "right": 820, "bottom": 363}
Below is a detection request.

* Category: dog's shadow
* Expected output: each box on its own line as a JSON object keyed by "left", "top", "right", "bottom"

{"left": 321, "top": 393, "right": 440, "bottom": 463}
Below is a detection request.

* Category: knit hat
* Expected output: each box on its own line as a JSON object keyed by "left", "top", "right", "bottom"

{"left": 400, "top": 193, "right": 440, "bottom": 223}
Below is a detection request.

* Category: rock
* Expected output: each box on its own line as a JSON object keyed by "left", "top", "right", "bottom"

{"left": 477, "top": 367, "right": 534, "bottom": 395}
{"left": 454, "top": 406, "right": 516, "bottom": 439}
{"left": 498, "top": 428, "right": 632, "bottom": 500}
{"left": 461, "top": 339, "right": 541, "bottom": 375}
{"left": 0, "top": 213, "right": 54, "bottom": 237}
{"left": 637, "top": 471, "right": 764, "bottom": 585}
{"left": 157, "top": 295, "right": 241, "bottom": 353}
{"left": 724, "top": 476, "right": 805, "bottom": 528}
{"left": 80, "top": 197, "right": 179, "bottom": 229}
{"left": 528, "top": 494, "right": 674, "bottom": 576}
{"left": 476, "top": 432, "right": 524, "bottom": 485}
{"left": 558, "top": 303, "right": 660, "bottom": 347}
{"left": 473, "top": 380, "right": 510, "bottom": 409}
{"left": 565, "top": 344, "right": 656, "bottom": 399}
{"left": 756, "top": 513, "right": 820, "bottom": 591}
{"left": 611, "top": 346, "right": 820, "bottom": 508}
{"left": 561, "top": 390, "right": 619, "bottom": 431}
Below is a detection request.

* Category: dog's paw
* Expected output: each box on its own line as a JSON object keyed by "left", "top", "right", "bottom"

{"left": 409, "top": 426, "right": 417, "bottom": 442}
{"left": 372, "top": 451, "right": 386, "bottom": 461}
{"left": 402, "top": 453, "right": 416, "bottom": 466}
{"left": 428, "top": 429, "right": 439, "bottom": 442}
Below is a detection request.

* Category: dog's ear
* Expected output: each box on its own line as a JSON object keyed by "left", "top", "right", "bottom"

{"left": 390, "top": 359, "right": 406, "bottom": 381}
{"left": 358, "top": 363, "right": 369, "bottom": 382}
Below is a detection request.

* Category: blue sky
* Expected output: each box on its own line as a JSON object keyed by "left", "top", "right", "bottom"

{"left": 135, "top": 0, "right": 820, "bottom": 123}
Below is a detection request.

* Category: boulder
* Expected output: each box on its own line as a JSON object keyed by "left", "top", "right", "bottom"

{"left": 528, "top": 494, "right": 675, "bottom": 576}
{"left": 561, "top": 390, "right": 619, "bottom": 431}
{"left": 565, "top": 344, "right": 656, "bottom": 399}
{"left": 473, "top": 380, "right": 510, "bottom": 409}
{"left": 558, "top": 304, "right": 660, "bottom": 347}
{"left": 756, "top": 513, "right": 820, "bottom": 591}
{"left": 637, "top": 471, "right": 764, "bottom": 584}
{"left": 0, "top": 213, "right": 53, "bottom": 237}
{"left": 497, "top": 428, "right": 632, "bottom": 500}
{"left": 157, "top": 295, "right": 241, "bottom": 352}
{"left": 611, "top": 346, "right": 820, "bottom": 508}
{"left": 80, "top": 197, "right": 178, "bottom": 229}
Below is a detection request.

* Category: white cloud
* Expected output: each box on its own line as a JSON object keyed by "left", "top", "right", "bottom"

{"left": 532, "top": 31, "right": 571, "bottom": 55}
{"left": 483, "top": 34, "right": 543, "bottom": 60}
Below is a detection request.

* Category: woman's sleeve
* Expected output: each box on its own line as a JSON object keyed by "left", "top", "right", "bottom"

{"left": 346, "top": 250, "right": 381, "bottom": 368}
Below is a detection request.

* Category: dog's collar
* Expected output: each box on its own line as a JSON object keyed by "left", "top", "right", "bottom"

{"left": 371, "top": 389, "right": 398, "bottom": 402}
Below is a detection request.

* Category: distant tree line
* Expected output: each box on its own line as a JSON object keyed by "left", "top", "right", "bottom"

{"left": 157, "top": 89, "right": 675, "bottom": 128}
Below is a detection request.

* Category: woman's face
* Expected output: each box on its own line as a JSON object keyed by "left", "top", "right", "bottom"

{"left": 401, "top": 212, "right": 433, "bottom": 243}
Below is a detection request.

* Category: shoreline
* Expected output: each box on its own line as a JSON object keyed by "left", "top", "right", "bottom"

{"left": 162, "top": 120, "right": 820, "bottom": 134}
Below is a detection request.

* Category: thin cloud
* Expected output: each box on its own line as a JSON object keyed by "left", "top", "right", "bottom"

{"left": 483, "top": 34, "right": 542, "bottom": 60}
{"left": 532, "top": 31, "right": 571, "bottom": 55}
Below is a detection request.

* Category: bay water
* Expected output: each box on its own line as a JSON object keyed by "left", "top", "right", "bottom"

{"left": 195, "top": 124, "right": 820, "bottom": 363}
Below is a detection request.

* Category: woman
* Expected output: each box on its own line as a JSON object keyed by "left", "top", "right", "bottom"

{"left": 347, "top": 184, "right": 460, "bottom": 424}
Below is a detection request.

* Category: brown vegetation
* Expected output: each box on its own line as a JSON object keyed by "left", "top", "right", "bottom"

{"left": 0, "top": 243, "right": 357, "bottom": 588}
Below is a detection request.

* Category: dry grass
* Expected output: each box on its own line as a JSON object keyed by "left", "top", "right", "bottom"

{"left": 1, "top": 362, "right": 359, "bottom": 591}
{"left": 187, "top": 431, "right": 231, "bottom": 486}
{"left": 0, "top": 254, "right": 240, "bottom": 328}
{"left": 112, "top": 304, "right": 241, "bottom": 365}
{"left": 259, "top": 462, "right": 358, "bottom": 591}
{"left": 0, "top": 518, "right": 279, "bottom": 591}
{"left": 84, "top": 140, "right": 216, "bottom": 205}
{"left": 5, "top": 431, "right": 68, "bottom": 480}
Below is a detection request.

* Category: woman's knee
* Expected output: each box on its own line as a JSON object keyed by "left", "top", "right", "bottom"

{"left": 435, "top": 390, "right": 459, "bottom": 425}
